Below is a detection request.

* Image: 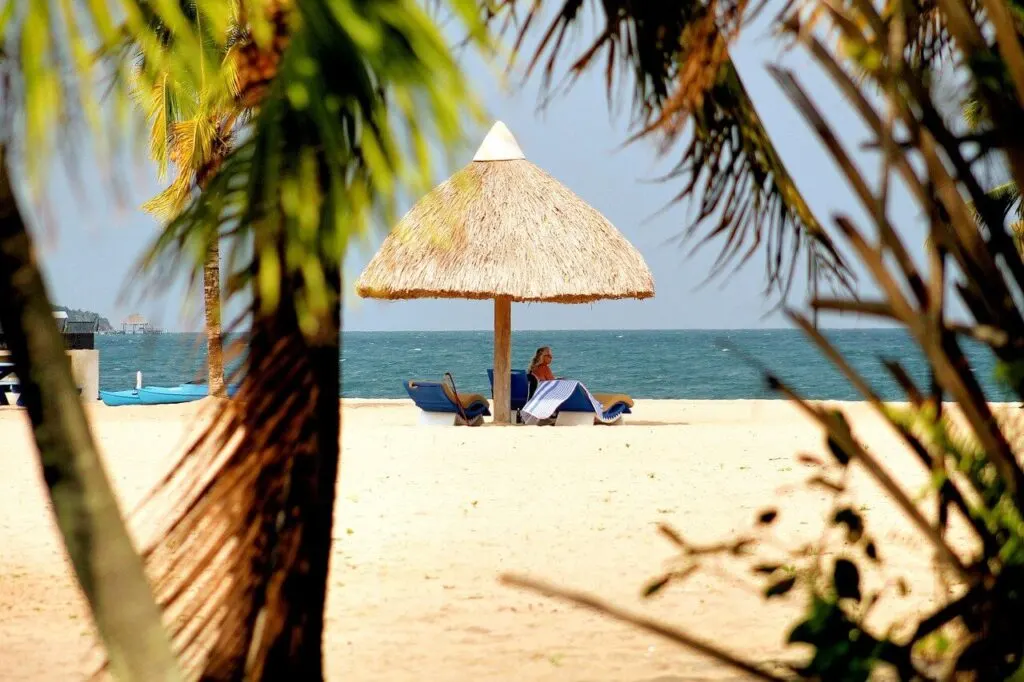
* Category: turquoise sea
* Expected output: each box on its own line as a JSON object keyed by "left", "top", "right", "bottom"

{"left": 95, "top": 329, "right": 1018, "bottom": 402}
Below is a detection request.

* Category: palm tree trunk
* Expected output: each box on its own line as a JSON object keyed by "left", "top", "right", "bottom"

{"left": 0, "top": 149, "right": 181, "bottom": 681}
{"left": 204, "top": 241, "right": 225, "bottom": 396}
{"left": 260, "top": 266, "right": 341, "bottom": 679}
{"left": 196, "top": 141, "right": 229, "bottom": 399}
{"left": 162, "top": 255, "right": 341, "bottom": 681}
{"left": 233, "top": 263, "right": 340, "bottom": 681}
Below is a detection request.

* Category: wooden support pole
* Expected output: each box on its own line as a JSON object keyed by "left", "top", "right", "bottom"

{"left": 493, "top": 296, "right": 512, "bottom": 424}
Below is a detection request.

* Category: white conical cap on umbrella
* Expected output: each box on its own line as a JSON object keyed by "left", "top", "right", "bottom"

{"left": 472, "top": 121, "right": 525, "bottom": 161}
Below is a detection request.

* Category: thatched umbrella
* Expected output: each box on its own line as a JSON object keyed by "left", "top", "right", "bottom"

{"left": 356, "top": 121, "right": 654, "bottom": 423}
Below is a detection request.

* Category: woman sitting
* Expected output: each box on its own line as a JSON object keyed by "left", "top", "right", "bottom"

{"left": 528, "top": 346, "right": 556, "bottom": 389}
{"left": 526, "top": 346, "right": 563, "bottom": 424}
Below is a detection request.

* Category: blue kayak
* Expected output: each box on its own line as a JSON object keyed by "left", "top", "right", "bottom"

{"left": 138, "top": 383, "right": 240, "bottom": 405}
{"left": 100, "top": 389, "right": 141, "bottom": 406}
{"left": 102, "top": 383, "right": 240, "bottom": 406}
{"left": 138, "top": 385, "right": 206, "bottom": 404}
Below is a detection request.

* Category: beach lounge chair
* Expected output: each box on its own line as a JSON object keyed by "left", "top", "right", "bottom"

{"left": 405, "top": 377, "right": 491, "bottom": 426}
{"left": 0, "top": 362, "right": 16, "bottom": 406}
{"left": 0, "top": 384, "right": 21, "bottom": 406}
{"left": 557, "top": 386, "right": 634, "bottom": 425}
{"left": 521, "top": 379, "right": 634, "bottom": 426}
{"left": 0, "top": 363, "right": 82, "bottom": 407}
{"left": 486, "top": 368, "right": 533, "bottom": 422}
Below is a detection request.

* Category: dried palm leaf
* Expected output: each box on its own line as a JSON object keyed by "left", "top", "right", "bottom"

{"left": 487, "top": 0, "right": 852, "bottom": 300}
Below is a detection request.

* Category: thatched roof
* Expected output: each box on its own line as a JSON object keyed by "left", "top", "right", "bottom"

{"left": 355, "top": 122, "right": 654, "bottom": 303}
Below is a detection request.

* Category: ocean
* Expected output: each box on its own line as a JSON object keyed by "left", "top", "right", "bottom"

{"left": 95, "top": 329, "right": 1018, "bottom": 402}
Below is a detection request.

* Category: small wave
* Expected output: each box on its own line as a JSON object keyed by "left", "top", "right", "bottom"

{"left": 721, "top": 348, "right": 729, "bottom": 352}
{"left": 617, "top": 335, "right": 623, "bottom": 338}
{"left": 412, "top": 348, "right": 422, "bottom": 352}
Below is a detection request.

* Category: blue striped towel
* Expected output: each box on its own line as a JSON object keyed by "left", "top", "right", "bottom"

{"left": 521, "top": 379, "right": 617, "bottom": 425}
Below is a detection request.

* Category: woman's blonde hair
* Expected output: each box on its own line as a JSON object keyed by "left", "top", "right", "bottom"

{"left": 528, "top": 346, "right": 551, "bottom": 374}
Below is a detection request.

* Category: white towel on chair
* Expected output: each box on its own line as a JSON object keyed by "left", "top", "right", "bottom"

{"left": 524, "top": 379, "right": 618, "bottom": 425}
{"left": 521, "top": 379, "right": 578, "bottom": 424}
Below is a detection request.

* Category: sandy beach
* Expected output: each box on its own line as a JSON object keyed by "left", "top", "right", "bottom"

{"left": 0, "top": 399, "right": 974, "bottom": 681}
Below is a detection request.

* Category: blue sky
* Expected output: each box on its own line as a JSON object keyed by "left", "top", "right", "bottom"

{"left": 20, "top": 13, "right": 939, "bottom": 332}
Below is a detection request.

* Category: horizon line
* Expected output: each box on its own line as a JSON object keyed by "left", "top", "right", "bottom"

{"left": 340, "top": 327, "right": 897, "bottom": 333}
{"left": 152, "top": 326, "right": 899, "bottom": 334}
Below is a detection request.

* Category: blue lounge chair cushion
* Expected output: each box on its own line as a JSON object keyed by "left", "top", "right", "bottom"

{"left": 486, "top": 369, "right": 530, "bottom": 410}
{"left": 558, "top": 385, "right": 633, "bottom": 418}
{"left": 405, "top": 380, "right": 491, "bottom": 418}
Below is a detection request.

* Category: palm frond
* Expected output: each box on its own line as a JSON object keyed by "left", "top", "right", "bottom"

{"left": 141, "top": 88, "right": 237, "bottom": 221}
{"left": 141, "top": 161, "right": 197, "bottom": 219}
{"left": 962, "top": 181, "right": 1024, "bottom": 240}
{"left": 131, "top": 0, "right": 245, "bottom": 205}
{"left": 898, "top": 0, "right": 955, "bottom": 67}
{"left": 652, "top": 58, "right": 849, "bottom": 297}
{"left": 222, "top": 42, "right": 242, "bottom": 98}
{"left": 140, "top": 109, "right": 230, "bottom": 219}
{"left": 141, "top": 74, "right": 174, "bottom": 180}
{"left": 783, "top": 0, "right": 977, "bottom": 74}
{"left": 488, "top": 0, "right": 852, "bottom": 299}
{"left": 963, "top": 91, "right": 987, "bottom": 130}
{"left": 986, "top": 180, "right": 1021, "bottom": 214}
{"left": 1012, "top": 220, "right": 1024, "bottom": 253}
{"left": 4, "top": 0, "right": 228, "bottom": 190}
{"left": 880, "top": 0, "right": 978, "bottom": 69}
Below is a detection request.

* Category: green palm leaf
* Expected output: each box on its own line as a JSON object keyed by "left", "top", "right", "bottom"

{"left": 6, "top": 0, "right": 233, "bottom": 189}
{"left": 132, "top": 0, "right": 487, "bottom": 675}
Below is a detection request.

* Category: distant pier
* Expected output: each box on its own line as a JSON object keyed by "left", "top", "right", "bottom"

{"left": 119, "top": 314, "right": 162, "bottom": 335}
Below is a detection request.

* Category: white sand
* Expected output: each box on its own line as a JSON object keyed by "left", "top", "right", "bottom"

{"left": 0, "top": 399, "right": 976, "bottom": 680}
